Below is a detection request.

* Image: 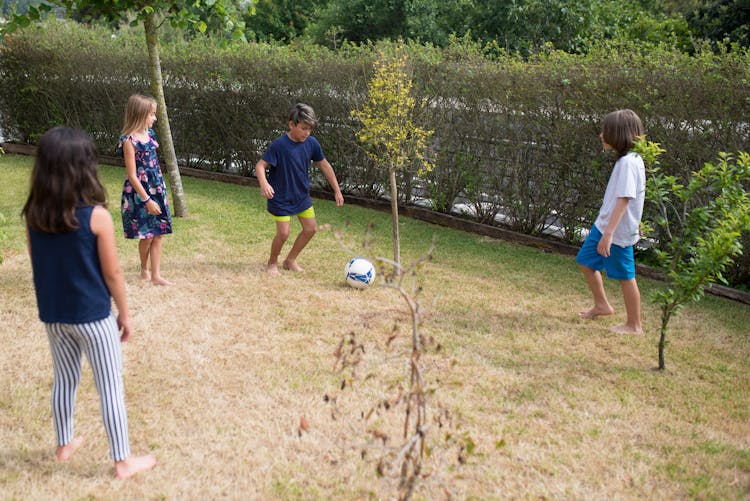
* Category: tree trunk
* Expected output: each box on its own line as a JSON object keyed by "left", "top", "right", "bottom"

{"left": 389, "top": 167, "right": 400, "bottom": 270}
{"left": 144, "top": 13, "right": 188, "bottom": 217}
{"left": 658, "top": 307, "right": 672, "bottom": 371}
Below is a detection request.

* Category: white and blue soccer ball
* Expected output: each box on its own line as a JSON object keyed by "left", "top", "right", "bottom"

{"left": 345, "top": 257, "right": 376, "bottom": 289}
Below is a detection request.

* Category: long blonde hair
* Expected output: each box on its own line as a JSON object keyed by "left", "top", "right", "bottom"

{"left": 121, "top": 94, "right": 156, "bottom": 136}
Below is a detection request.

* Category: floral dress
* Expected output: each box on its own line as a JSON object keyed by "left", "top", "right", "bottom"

{"left": 118, "top": 129, "right": 173, "bottom": 239}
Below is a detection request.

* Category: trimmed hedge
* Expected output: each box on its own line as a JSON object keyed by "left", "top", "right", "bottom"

{"left": 1, "top": 21, "right": 748, "bottom": 287}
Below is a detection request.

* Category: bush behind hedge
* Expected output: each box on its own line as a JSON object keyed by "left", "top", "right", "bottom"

{"left": 1, "top": 21, "right": 748, "bottom": 287}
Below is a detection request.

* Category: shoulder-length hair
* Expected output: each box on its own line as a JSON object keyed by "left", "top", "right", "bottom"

{"left": 22, "top": 127, "right": 107, "bottom": 233}
{"left": 601, "top": 109, "right": 645, "bottom": 158}
{"left": 121, "top": 94, "right": 156, "bottom": 137}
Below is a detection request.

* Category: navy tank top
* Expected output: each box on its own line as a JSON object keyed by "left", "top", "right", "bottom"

{"left": 28, "top": 206, "right": 111, "bottom": 323}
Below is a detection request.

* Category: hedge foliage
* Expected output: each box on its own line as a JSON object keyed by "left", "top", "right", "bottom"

{"left": 1, "top": 21, "right": 749, "bottom": 287}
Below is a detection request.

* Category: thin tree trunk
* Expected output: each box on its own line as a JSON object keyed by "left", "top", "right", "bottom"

{"left": 658, "top": 307, "right": 672, "bottom": 370}
{"left": 144, "top": 13, "right": 188, "bottom": 217}
{"left": 389, "top": 167, "right": 400, "bottom": 270}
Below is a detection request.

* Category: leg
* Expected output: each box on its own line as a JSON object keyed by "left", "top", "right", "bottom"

{"left": 75, "top": 315, "right": 156, "bottom": 478}
{"left": 45, "top": 323, "right": 84, "bottom": 461}
{"left": 575, "top": 226, "right": 613, "bottom": 320}
{"left": 611, "top": 278, "right": 643, "bottom": 334}
{"left": 267, "top": 220, "right": 291, "bottom": 275}
{"left": 138, "top": 238, "right": 153, "bottom": 280}
{"left": 76, "top": 315, "right": 131, "bottom": 461}
{"left": 149, "top": 236, "right": 172, "bottom": 285}
{"left": 283, "top": 216, "right": 317, "bottom": 272}
{"left": 578, "top": 264, "right": 614, "bottom": 319}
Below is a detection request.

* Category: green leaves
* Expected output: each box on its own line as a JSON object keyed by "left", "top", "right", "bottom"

{"left": 1, "top": 0, "right": 247, "bottom": 42}
{"left": 638, "top": 138, "right": 750, "bottom": 369}
{"left": 352, "top": 47, "right": 433, "bottom": 175}
{"left": 3, "top": 2, "right": 52, "bottom": 34}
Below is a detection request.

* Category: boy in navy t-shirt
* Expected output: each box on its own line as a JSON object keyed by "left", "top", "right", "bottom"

{"left": 255, "top": 103, "right": 344, "bottom": 274}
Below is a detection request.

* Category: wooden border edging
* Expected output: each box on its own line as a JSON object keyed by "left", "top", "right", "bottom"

{"left": 4, "top": 141, "right": 748, "bottom": 305}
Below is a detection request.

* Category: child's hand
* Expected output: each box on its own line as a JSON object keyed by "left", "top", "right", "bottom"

{"left": 118, "top": 314, "right": 132, "bottom": 342}
{"left": 597, "top": 233, "right": 613, "bottom": 257}
{"left": 334, "top": 191, "right": 344, "bottom": 206}
{"left": 260, "top": 183, "right": 275, "bottom": 199}
{"left": 145, "top": 199, "right": 162, "bottom": 215}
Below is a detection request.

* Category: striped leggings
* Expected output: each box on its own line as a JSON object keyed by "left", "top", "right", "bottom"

{"left": 45, "top": 314, "right": 131, "bottom": 461}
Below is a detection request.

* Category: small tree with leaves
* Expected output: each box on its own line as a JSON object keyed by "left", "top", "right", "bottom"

{"left": 636, "top": 139, "right": 750, "bottom": 371}
{"left": 3, "top": 0, "right": 250, "bottom": 217}
{"left": 351, "top": 45, "right": 433, "bottom": 270}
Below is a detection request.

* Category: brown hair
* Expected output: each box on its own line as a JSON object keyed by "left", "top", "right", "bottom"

{"left": 121, "top": 94, "right": 156, "bottom": 136}
{"left": 288, "top": 103, "right": 318, "bottom": 127}
{"left": 23, "top": 127, "right": 107, "bottom": 233}
{"left": 601, "top": 109, "right": 645, "bottom": 158}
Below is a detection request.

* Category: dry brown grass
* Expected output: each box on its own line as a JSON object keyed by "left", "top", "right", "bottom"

{"left": 1, "top": 156, "right": 749, "bottom": 500}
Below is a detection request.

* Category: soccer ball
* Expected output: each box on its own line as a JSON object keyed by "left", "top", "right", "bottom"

{"left": 345, "top": 257, "right": 376, "bottom": 289}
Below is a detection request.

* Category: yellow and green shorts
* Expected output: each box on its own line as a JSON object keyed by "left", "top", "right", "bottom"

{"left": 271, "top": 206, "right": 316, "bottom": 222}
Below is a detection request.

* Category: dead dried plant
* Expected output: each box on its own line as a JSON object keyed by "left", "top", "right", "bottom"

{"left": 329, "top": 225, "right": 473, "bottom": 500}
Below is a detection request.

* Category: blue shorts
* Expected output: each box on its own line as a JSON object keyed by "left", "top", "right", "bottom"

{"left": 575, "top": 225, "right": 635, "bottom": 280}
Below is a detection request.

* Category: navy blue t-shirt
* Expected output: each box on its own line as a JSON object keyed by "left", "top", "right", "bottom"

{"left": 261, "top": 133, "right": 325, "bottom": 216}
{"left": 28, "top": 206, "right": 111, "bottom": 323}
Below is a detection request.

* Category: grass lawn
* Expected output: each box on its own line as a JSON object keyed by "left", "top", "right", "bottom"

{"left": 1, "top": 153, "right": 748, "bottom": 500}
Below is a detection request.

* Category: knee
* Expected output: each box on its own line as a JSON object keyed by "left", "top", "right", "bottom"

{"left": 303, "top": 224, "right": 317, "bottom": 237}
{"left": 276, "top": 229, "right": 291, "bottom": 242}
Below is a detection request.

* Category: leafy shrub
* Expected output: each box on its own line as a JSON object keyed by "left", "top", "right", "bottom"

{"left": 1, "top": 20, "right": 748, "bottom": 286}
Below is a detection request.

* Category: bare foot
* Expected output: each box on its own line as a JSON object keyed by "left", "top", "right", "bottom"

{"left": 283, "top": 259, "right": 304, "bottom": 272}
{"left": 151, "top": 276, "right": 173, "bottom": 286}
{"left": 579, "top": 306, "right": 614, "bottom": 319}
{"left": 140, "top": 268, "right": 151, "bottom": 281}
{"left": 55, "top": 436, "right": 84, "bottom": 461}
{"left": 610, "top": 324, "right": 643, "bottom": 335}
{"left": 266, "top": 263, "right": 281, "bottom": 275}
{"left": 114, "top": 454, "right": 157, "bottom": 480}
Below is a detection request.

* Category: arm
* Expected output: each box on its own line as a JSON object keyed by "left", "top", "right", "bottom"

{"left": 597, "top": 197, "right": 630, "bottom": 257}
{"left": 123, "top": 139, "right": 161, "bottom": 216}
{"left": 316, "top": 158, "right": 344, "bottom": 206}
{"left": 90, "top": 206, "right": 132, "bottom": 342}
{"left": 255, "top": 159, "right": 275, "bottom": 199}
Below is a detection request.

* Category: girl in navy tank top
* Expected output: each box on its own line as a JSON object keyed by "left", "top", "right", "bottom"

{"left": 23, "top": 127, "right": 156, "bottom": 479}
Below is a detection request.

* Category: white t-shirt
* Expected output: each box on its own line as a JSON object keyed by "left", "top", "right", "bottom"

{"left": 594, "top": 151, "right": 646, "bottom": 247}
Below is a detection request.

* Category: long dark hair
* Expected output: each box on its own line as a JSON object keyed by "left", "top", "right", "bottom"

{"left": 22, "top": 127, "right": 107, "bottom": 233}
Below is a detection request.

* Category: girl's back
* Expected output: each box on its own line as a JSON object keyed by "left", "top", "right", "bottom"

{"left": 22, "top": 126, "right": 156, "bottom": 479}
{"left": 28, "top": 205, "right": 110, "bottom": 324}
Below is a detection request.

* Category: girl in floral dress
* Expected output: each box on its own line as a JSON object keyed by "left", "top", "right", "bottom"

{"left": 119, "top": 94, "right": 173, "bottom": 285}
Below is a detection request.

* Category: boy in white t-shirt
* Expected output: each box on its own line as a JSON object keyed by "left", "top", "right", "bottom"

{"left": 576, "top": 109, "right": 646, "bottom": 335}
